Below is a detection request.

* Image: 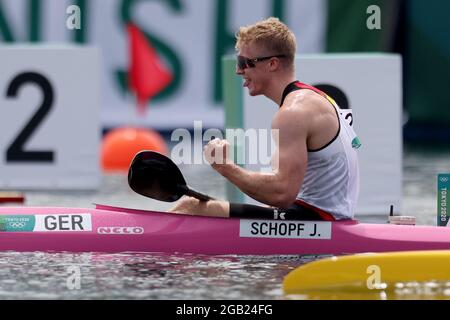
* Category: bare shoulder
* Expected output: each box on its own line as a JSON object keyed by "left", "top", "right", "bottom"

{"left": 286, "top": 89, "right": 329, "bottom": 111}
{"left": 272, "top": 90, "right": 323, "bottom": 131}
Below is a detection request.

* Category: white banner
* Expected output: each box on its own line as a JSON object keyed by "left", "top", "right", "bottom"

{"left": 0, "top": 46, "right": 100, "bottom": 189}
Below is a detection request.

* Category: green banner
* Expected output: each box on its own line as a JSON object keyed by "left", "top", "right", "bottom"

{"left": 438, "top": 174, "right": 449, "bottom": 226}
{"left": 406, "top": 1, "right": 450, "bottom": 124}
{"left": 326, "top": 0, "right": 394, "bottom": 52}
{"left": 0, "top": 215, "right": 35, "bottom": 232}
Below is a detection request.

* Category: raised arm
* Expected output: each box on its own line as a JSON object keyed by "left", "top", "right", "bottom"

{"left": 205, "top": 104, "right": 309, "bottom": 208}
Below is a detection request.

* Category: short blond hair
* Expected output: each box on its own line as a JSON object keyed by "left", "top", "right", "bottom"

{"left": 235, "top": 17, "right": 296, "bottom": 69}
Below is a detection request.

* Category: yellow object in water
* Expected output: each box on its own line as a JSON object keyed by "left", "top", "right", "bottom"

{"left": 283, "top": 250, "right": 450, "bottom": 294}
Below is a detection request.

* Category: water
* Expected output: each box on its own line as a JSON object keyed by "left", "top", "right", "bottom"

{"left": 0, "top": 144, "right": 449, "bottom": 300}
{"left": 0, "top": 252, "right": 316, "bottom": 300}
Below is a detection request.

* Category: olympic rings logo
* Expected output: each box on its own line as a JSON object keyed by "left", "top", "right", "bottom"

{"left": 8, "top": 222, "right": 26, "bottom": 228}
{"left": 440, "top": 176, "right": 449, "bottom": 183}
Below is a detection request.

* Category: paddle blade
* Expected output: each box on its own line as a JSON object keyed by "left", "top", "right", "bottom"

{"left": 128, "top": 151, "right": 186, "bottom": 202}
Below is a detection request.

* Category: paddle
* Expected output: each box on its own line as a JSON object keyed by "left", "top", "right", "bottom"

{"left": 128, "top": 150, "right": 214, "bottom": 202}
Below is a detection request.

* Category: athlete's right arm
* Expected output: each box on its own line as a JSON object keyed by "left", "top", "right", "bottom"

{"left": 205, "top": 101, "right": 309, "bottom": 208}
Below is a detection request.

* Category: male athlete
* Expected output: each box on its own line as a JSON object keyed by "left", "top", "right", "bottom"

{"left": 170, "top": 17, "right": 360, "bottom": 221}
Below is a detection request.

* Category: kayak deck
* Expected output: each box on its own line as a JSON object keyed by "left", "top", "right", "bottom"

{"left": 0, "top": 204, "right": 449, "bottom": 255}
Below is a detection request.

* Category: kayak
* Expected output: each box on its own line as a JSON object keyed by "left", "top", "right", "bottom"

{"left": 0, "top": 203, "right": 450, "bottom": 254}
{"left": 283, "top": 250, "right": 450, "bottom": 294}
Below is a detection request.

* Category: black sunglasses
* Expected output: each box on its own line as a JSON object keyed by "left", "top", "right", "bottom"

{"left": 237, "top": 55, "right": 286, "bottom": 70}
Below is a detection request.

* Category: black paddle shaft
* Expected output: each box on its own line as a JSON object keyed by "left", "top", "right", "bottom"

{"left": 179, "top": 185, "right": 214, "bottom": 202}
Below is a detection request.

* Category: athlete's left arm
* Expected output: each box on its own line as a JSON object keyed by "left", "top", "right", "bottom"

{"left": 207, "top": 104, "right": 309, "bottom": 208}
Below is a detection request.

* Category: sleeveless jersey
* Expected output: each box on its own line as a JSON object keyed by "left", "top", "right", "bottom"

{"left": 280, "top": 81, "right": 361, "bottom": 220}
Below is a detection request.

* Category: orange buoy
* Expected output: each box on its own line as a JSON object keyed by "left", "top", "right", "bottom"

{"left": 101, "top": 127, "right": 168, "bottom": 173}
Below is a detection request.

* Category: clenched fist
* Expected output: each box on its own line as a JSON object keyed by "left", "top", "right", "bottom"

{"left": 204, "top": 138, "right": 232, "bottom": 167}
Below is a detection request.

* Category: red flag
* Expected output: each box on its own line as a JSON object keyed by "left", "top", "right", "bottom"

{"left": 127, "top": 23, "right": 173, "bottom": 114}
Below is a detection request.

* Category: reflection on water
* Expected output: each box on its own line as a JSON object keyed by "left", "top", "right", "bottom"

{"left": 0, "top": 252, "right": 316, "bottom": 300}
{"left": 0, "top": 145, "right": 449, "bottom": 299}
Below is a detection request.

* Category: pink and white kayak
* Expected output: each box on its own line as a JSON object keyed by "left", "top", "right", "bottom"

{"left": 0, "top": 204, "right": 449, "bottom": 255}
